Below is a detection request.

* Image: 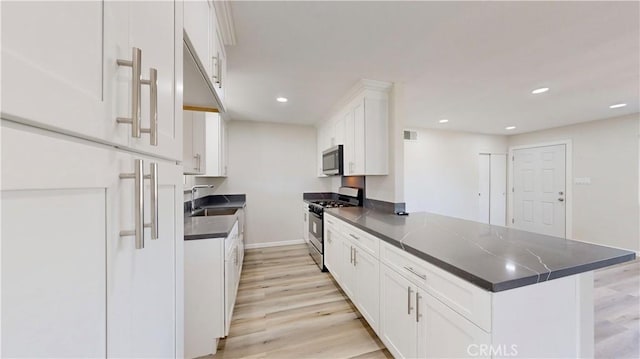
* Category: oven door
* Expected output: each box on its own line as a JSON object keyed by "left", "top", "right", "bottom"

{"left": 308, "top": 211, "right": 323, "bottom": 253}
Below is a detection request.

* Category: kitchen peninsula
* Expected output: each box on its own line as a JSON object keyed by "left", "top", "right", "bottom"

{"left": 323, "top": 207, "right": 635, "bottom": 358}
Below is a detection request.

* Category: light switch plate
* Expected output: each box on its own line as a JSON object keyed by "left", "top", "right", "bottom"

{"left": 574, "top": 177, "right": 591, "bottom": 185}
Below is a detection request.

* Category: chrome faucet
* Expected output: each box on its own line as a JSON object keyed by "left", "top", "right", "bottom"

{"left": 191, "top": 185, "right": 214, "bottom": 214}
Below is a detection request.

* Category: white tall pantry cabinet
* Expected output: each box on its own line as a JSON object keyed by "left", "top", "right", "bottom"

{"left": 1, "top": 1, "right": 185, "bottom": 357}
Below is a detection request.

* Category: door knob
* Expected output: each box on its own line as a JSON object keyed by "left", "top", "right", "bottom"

{"left": 558, "top": 198, "right": 564, "bottom": 202}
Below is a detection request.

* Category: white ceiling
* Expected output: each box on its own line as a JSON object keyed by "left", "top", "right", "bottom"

{"left": 225, "top": 1, "right": 639, "bottom": 134}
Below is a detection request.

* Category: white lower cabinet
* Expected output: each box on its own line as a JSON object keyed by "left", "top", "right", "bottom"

{"left": 380, "top": 265, "right": 420, "bottom": 358}
{"left": 421, "top": 291, "right": 490, "bottom": 359}
{"left": 324, "top": 217, "right": 380, "bottom": 333}
{"left": 325, "top": 213, "right": 491, "bottom": 359}
{"left": 225, "top": 222, "right": 241, "bottom": 336}
{"left": 1, "top": 121, "right": 183, "bottom": 358}
{"left": 185, "top": 221, "right": 241, "bottom": 358}
{"left": 324, "top": 223, "right": 341, "bottom": 281}
{"left": 380, "top": 264, "right": 490, "bottom": 359}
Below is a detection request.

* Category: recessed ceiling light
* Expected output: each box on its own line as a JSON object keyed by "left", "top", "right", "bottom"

{"left": 609, "top": 103, "right": 627, "bottom": 109}
{"left": 276, "top": 97, "right": 288, "bottom": 103}
{"left": 505, "top": 126, "right": 516, "bottom": 130}
{"left": 439, "top": 119, "right": 449, "bottom": 123}
{"left": 531, "top": 87, "right": 549, "bottom": 94}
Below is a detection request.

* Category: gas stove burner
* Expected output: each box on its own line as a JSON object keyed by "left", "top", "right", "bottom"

{"left": 311, "top": 200, "right": 350, "bottom": 208}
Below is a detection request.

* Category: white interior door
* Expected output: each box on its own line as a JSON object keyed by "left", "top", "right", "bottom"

{"left": 490, "top": 154, "right": 507, "bottom": 226}
{"left": 478, "top": 154, "right": 491, "bottom": 224}
{"left": 513, "top": 144, "right": 566, "bottom": 237}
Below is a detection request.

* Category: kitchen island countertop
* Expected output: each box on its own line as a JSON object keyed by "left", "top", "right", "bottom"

{"left": 325, "top": 207, "right": 635, "bottom": 292}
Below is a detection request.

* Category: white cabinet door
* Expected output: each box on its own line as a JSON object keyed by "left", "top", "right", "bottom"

{"left": 126, "top": 1, "right": 181, "bottom": 160}
{"left": 339, "top": 236, "right": 356, "bottom": 298}
{"left": 303, "top": 204, "right": 310, "bottom": 243}
{"left": 184, "top": 0, "right": 211, "bottom": 79}
{"left": 352, "top": 99, "right": 366, "bottom": 175}
{"left": 107, "top": 153, "right": 181, "bottom": 358}
{"left": 212, "top": 27, "right": 227, "bottom": 103}
{"left": 343, "top": 109, "right": 355, "bottom": 175}
{"left": 5, "top": 1, "right": 181, "bottom": 161}
{"left": 1, "top": 121, "right": 111, "bottom": 358}
{"left": 192, "top": 111, "right": 207, "bottom": 174}
{"left": 184, "top": 238, "right": 224, "bottom": 358}
{"left": 420, "top": 292, "right": 491, "bottom": 359}
{"left": 224, "top": 231, "right": 239, "bottom": 336}
{"left": 380, "top": 265, "right": 418, "bottom": 359}
{"left": 183, "top": 110, "right": 200, "bottom": 173}
{"left": 1, "top": 2, "right": 120, "bottom": 146}
{"left": 353, "top": 246, "right": 380, "bottom": 334}
{"left": 198, "top": 112, "right": 227, "bottom": 177}
{"left": 324, "top": 225, "right": 342, "bottom": 283}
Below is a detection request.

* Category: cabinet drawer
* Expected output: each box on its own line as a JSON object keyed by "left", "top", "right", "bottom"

{"left": 326, "top": 214, "right": 379, "bottom": 256}
{"left": 380, "top": 241, "right": 491, "bottom": 332}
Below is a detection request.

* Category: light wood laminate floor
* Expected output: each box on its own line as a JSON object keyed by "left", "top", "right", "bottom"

{"left": 594, "top": 258, "right": 640, "bottom": 359}
{"left": 215, "top": 244, "right": 390, "bottom": 358}
{"left": 213, "top": 244, "right": 638, "bottom": 359}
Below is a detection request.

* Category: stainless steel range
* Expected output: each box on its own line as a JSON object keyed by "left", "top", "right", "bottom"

{"left": 307, "top": 187, "right": 362, "bottom": 271}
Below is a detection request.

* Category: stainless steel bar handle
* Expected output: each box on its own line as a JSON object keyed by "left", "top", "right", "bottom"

{"left": 404, "top": 266, "right": 427, "bottom": 280}
{"left": 194, "top": 153, "right": 201, "bottom": 172}
{"left": 211, "top": 55, "right": 219, "bottom": 81}
{"left": 416, "top": 292, "right": 421, "bottom": 322}
{"left": 349, "top": 233, "right": 359, "bottom": 240}
{"left": 140, "top": 68, "right": 158, "bottom": 146}
{"left": 217, "top": 54, "right": 222, "bottom": 89}
{"left": 353, "top": 247, "right": 357, "bottom": 266}
{"left": 120, "top": 159, "right": 145, "bottom": 249}
{"left": 144, "top": 162, "right": 159, "bottom": 239}
{"left": 117, "top": 47, "right": 142, "bottom": 138}
{"left": 407, "top": 286, "right": 413, "bottom": 315}
{"left": 350, "top": 246, "right": 353, "bottom": 263}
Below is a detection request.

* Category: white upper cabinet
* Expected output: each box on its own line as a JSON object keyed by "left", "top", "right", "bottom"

{"left": 317, "top": 79, "right": 391, "bottom": 177}
{"left": 2, "top": 1, "right": 182, "bottom": 161}
{"left": 211, "top": 27, "right": 228, "bottom": 102}
{"left": 1, "top": 2, "right": 116, "bottom": 144}
{"left": 186, "top": 111, "right": 228, "bottom": 177}
{"left": 183, "top": 110, "right": 207, "bottom": 174}
{"left": 122, "top": 1, "right": 182, "bottom": 160}
{"left": 184, "top": 0, "right": 212, "bottom": 79}
{"left": 183, "top": 0, "right": 232, "bottom": 112}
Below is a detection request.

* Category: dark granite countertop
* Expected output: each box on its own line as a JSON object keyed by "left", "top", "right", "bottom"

{"left": 184, "top": 213, "right": 240, "bottom": 240}
{"left": 325, "top": 207, "right": 636, "bottom": 292}
{"left": 184, "top": 194, "right": 246, "bottom": 241}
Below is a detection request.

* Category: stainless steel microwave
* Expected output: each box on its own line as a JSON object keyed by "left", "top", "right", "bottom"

{"left": 322, "top": 145, "right": 343, "bottom": 176}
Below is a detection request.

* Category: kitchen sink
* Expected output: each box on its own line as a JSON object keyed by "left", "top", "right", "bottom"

{"left": 190, "top": 208, "right": 238, "bottom": 217}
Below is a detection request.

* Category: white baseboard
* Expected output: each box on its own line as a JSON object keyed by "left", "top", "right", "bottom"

{"left": 245, "top": 239, "right": 306, "bottom": 249}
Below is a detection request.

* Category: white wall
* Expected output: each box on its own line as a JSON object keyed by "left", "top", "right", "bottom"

{"left": 508, "top": 113, "right": 639, "bottom": 252}
{"left": 404, "top": 128, "right": 508, "bottom": 221}
{"left": 191, "top": 120, "right": 331, "bottom": 247}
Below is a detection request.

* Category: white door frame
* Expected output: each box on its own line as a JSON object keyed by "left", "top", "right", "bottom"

{"left": 507, "top": 140, "right": 573, "bottom": 239}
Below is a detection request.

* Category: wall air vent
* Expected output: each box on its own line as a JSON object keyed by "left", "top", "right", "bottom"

{"left": 403, "top": 130, "right": 417, "bottom": 141}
